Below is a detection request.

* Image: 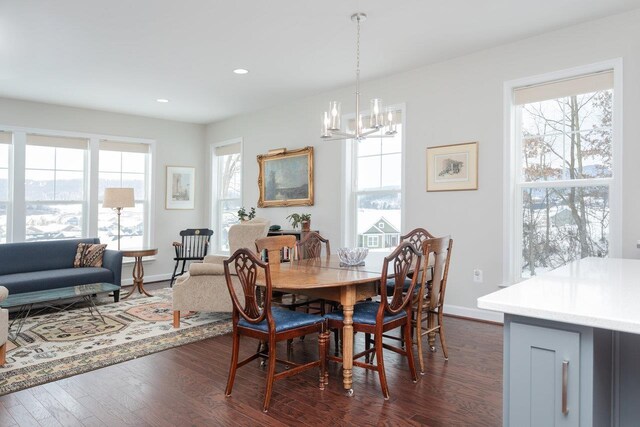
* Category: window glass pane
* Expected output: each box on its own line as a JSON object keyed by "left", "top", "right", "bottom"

{"left": 579, "top": 128, "right": 612, "bottom": 178}
{"left": 122, "top": 152, "right": 146, "bottom": 173}
{"left": 122, "top": 173, "right": 145, "bottom": 200}
{"left": 55, "top": 148, "right": 84, "bottom": 171}
{"left": 55, "top": 171, "right": 84, "bottom": 200}
{"left": 357, "top": 156, "right": 381, "bottom": 190}
{"left": 26, "top": 203, "right": 83, "bottom": 241}
{"left": 0, "top": 144, "right": 8, "bottom": 168}
{"left": 381, "top": 154, "right": 401, "bottom": 189}
{"left": 98, "top": 202, "right": 144, "bottom": 250}
{"left": 219, "top": 154, "right": 241, "bottom": 199}
{"left": 26, "top": 145, "right": 55, "bottom": 170}
{"left": 219, "top": 199, "right": 241, "bottom": 252}
{"left": 356, "top": 192, "right": 401, "bottom": 251}
{"left": 381, "top": 129, "right": 402, "bottom": 154}
{"left": 357, "top": 139, "right": 381, "bottom": 157}
{"left": 521, "top": 185, "right": 609, "bottom": 278}
{"left": 575, "top": 90, "right": 612, "bottom": 130}
{"left": 0, "top": 169, "right": 7, "bottom": 201}
{"left": 521, "top": 99, "right": 565, "bottom": 137}
{"left": 99, "top": 151, "right": 122, "bottom": 172}
{"left": 25, "top": 170, "right": 55, "bottom": 200}
{"left": 0, "top": 202, "right": 5, "bottom": 243}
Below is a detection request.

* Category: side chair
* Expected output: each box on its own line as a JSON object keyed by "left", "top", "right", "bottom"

{"left": 223, "top": 248, "right": 328, "bottom": 412}
{"left": 386, "top": 227, "right": 435, "bottom": 296}
{"left": 324, "top": 241, "right": 422, "bottom": 399}
{"left": 170, "top": 228, "right": 213, "bottom": 286}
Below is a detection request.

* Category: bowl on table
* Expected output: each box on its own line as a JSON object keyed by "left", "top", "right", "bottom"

{"left": 337, "top": 247, "right": 369, "bottom": 266}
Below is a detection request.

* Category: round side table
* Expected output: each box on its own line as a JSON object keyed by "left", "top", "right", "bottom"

{"left": 121, "top": 248, "right": 158, "bottom": 299}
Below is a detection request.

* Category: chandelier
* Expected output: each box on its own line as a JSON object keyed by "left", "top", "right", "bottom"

{"left": 321, "top": 13, "right": 397, "bottom": 141}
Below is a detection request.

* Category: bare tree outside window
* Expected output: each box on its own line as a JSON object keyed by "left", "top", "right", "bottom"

{"left": 519, "top": 89, "right": 612, "bottom": 277}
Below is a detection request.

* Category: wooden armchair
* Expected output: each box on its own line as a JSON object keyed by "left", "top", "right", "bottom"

{"left": 170, "top": 228, "right": 214, "bottom": 286}
{"left": 223, "top": 248, "right": 328, "bottom": 412}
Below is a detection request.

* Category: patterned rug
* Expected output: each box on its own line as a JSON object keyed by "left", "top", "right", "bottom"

{"left": 0, "top": 288, "right": 231, "bottom": 395}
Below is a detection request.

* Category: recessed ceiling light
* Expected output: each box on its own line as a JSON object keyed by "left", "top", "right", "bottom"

{"left": 233, "top": 68, "right": 249, "bottom": 75}
{"left": 156, "top": 98, "right": 169, "bottom": 103}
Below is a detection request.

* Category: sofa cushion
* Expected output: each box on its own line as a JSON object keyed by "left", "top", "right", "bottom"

{"left": 0, "top": 267, "right": 114, "bottom": 295}
{"left": 0, "top": 238, "right": 100, "bottom": 276}
{"left": 74, "top": 243, "right": 107, "bottom": 268}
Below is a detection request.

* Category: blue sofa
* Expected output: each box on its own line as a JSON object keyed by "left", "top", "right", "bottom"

{"left": 0, "top": 238, "right": 123, "bottom": 302}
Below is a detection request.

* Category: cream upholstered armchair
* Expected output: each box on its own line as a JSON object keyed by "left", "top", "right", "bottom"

{"left": 172, "top": 218, "right": 270, "bottom": 327}
{"left": 0, "top": 286, "right": 8, "bottom": 365}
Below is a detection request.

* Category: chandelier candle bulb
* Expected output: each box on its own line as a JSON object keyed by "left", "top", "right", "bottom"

{"left": 370, "top": 98, "right": 384, "bottom": 128}
{"left": 329, "top": 101, "right": 341, "bottom": 131}
{"left": 321, "top": 112, "right": 331, "bottom": 138}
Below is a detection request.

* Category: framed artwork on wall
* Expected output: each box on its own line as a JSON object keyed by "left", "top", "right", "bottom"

{"left": 166, "top": 166, "right": 195, "bottom": 209}
{"left": 426, "top": 141, "right": 478, "bottom": 191}
{"left": 257, "top": 146, "right": 314, "bottom": 207}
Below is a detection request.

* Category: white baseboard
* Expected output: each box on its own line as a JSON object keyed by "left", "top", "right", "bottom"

{"left": 444, "top": 303, "right": 504, "bottom": 324}
{"left": 121, "top": 273, "right": 172, "bottom": 287}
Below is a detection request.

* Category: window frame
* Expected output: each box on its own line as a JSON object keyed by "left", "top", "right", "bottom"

{"left": 341, "top": 103, "right": 406, "bottom": 248}
{"left": 0, "top": 125, "right": 155, "bottom": 246}
{"left": 503, "top": 60, "right": 623, "bottom": 285}
{"left": 210, "top": 138, "right": 243, "bottom": 254}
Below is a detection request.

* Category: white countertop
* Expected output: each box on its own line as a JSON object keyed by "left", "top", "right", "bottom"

{"left": 477, "top": 257, "right": 640, "bottom": 334}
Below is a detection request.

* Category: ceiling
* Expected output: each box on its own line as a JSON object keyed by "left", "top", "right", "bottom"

{"left": 0, "top": 0, "right": 638, "bottom": 124}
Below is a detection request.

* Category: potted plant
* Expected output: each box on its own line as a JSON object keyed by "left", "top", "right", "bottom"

{"left": 237, "top": 207, "right": 256, "bottom": 222}
{"left": 286, "top": 213, "right": 311, "bottom": 231}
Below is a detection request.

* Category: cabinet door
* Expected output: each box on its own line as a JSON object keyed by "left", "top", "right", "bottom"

{"left": 509, "top": 322, "right": 580, "bottom": 427}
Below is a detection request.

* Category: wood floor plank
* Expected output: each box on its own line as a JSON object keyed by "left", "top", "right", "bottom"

{"left": 2, "top": 313, "right": 503, "bottom": 426}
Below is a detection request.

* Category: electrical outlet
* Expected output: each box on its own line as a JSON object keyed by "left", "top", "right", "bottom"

{"left": 473, "top": 269, "right": 483, "bottom": 283}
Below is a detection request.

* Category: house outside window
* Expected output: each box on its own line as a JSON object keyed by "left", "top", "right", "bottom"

{"left": 347, "top": 107, "right": 404, "bottom": 250}
{"left": 507, "top": 66, "right": 620, "bottom": 281}
{"left": 212, "top": 140, "right": 242, "bottom": 252}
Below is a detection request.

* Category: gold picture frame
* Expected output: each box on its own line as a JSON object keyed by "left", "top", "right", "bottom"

{"left": 257, "top": 146, "right": 314, "bottom": 207}
{"left": 426, "top": 142, "right": 478, "bottom": 191}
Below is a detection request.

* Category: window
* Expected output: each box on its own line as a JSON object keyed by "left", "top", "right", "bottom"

{"left": 510, "top": 69, "right": 617, "bottom": 279}
{"left": 25, "top": 135, "right": 87, "bottom": 241}
{"left": 98, "top": 140, "right": 150, "bottom": 250}
{"left": 0, "top": 132, "right": 10, "bottom": 243}
{"left": 348, "top": 108, "right": 403, "bottom": 250}
{"left": 212, "top": 141, "right": 242, "bottom": 252}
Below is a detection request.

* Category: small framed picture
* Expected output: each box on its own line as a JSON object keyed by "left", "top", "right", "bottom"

{"left": 166, "top": 166, "right": 195, "bottom": 209}
{"left": 426, "top": 142, "right": 478, "bottom": 192}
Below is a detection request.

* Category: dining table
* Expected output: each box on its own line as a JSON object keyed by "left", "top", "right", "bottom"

{"left": 262, "top": 251, "right": 414, "bottom": 396}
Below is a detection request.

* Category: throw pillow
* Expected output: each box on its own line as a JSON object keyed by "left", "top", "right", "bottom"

{"left": 74, "top": 243, "right": 107, "bottom": 268}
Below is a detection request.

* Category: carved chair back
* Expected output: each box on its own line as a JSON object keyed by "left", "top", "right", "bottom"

{"left": 379, "top": 241, "right": 422, "bottom": 317}
{"left": 295, "top": 231, "right": 330, "bottom": 259}
{"left": 422, "top": 236, "right": 453, "bottom": 311}
{"left": 224, "top": 248, "right": 273, "bottom": 328}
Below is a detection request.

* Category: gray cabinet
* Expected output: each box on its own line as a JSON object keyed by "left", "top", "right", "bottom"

{"left": 509, "top": 322, "right": 580, "bottom": 426}
{"left": 503, "top": 315, "right": 612, "bottom": 427}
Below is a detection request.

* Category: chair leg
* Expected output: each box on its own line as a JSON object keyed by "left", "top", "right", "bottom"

{"left": 318, "top": 329, "right": 328, "bottom": 390}
{"left": 225, "top": 331, "right": 240, "bottom": 397}
{"left": 287, "top": 339, "right": 293, "bottom": 359}
{"left": 374, "top": 333, "right": 390, "bottom": 400}
{"left": 113, "top": 290, "right": 120, "bottom": 303}
{"left": 404, "top": 319, "right": 418, "bottom": 383}
{"left": 364, "top": 333, "right": 371, "bottom": 363}
{"left": 180, "top": 260, "right": 187, "bottom": 277}
{"left": 0, "top": 342, "right": 6, "bottom": 366}
{"left": 333, "top": 329, "right": 340, "bottom": 356}
{"left": 170, "top": 261, "right": 180, "bottom": 287}
{"left": 438, "top": 311, "right": 449, "bottom": 360}
{"left": 173, "top": 310, "right": 180, "bottom": 328}
{"left": 263, "top": 338, "right": 277, "bottom": 412}
{"left": 416, "top": 309, "right": 425, "bottom": 375}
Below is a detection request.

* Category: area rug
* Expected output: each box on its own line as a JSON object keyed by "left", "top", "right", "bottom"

{"left": 0, "top": 288, "right": 231, "bottom": 395}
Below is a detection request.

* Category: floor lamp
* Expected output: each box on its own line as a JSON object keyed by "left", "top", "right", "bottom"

{"left": 103, "top": 188, "right": 135, "bottom": 250}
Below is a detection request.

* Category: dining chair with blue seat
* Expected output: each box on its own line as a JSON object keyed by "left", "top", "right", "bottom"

{"left": 385, "top": 227, "right": 435, "bottom": 296}
{"left": 223, "top": 248, "right": 328, "bottom": 413}
{"left": 324, "top": 241, "right": 422, "bottom": 399}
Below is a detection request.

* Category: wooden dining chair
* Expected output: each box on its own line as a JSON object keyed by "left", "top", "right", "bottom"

{"left": 385, "top": 227, "right": 435, "bottom": 296}
{"left": 295, "top": 231, "right": 330, "bottom": 259}
{"left": 223, "top": 248, "right": 328, "bottom": 413}
{"left": 170, "top": 228, "right": 213, "bottom": 286}
{"left": 324, "top": 241, "right": 422, "bottom": 399}
{"left": 413, "top": 236, "right": 453, "bottom": 374}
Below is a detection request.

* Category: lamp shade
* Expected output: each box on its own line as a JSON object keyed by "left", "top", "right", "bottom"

{"left": 103, "top": 188, "right": 135, "bottom": 209}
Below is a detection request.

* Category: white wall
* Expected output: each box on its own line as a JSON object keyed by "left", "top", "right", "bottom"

{"left": 0, "top": 97, "right": 207, "bottom": 282}
{"left": 206, "top": 9, "right": 640, "bottom": 313}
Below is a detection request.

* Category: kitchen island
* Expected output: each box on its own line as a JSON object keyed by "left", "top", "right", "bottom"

{"left": 478, "top": 257, "right": 640, "bottom": 427}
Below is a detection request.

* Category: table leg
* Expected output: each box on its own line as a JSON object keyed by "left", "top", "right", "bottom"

{"left": 122, "top": 256, "right": 153, "bottom": 299}
{"left": 341, "top": 286, "right": 356, "bottom": 395}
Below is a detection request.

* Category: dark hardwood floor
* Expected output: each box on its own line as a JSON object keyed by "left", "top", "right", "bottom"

{"left": 0, "top": 283, "right": 503, "bottom": 426}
